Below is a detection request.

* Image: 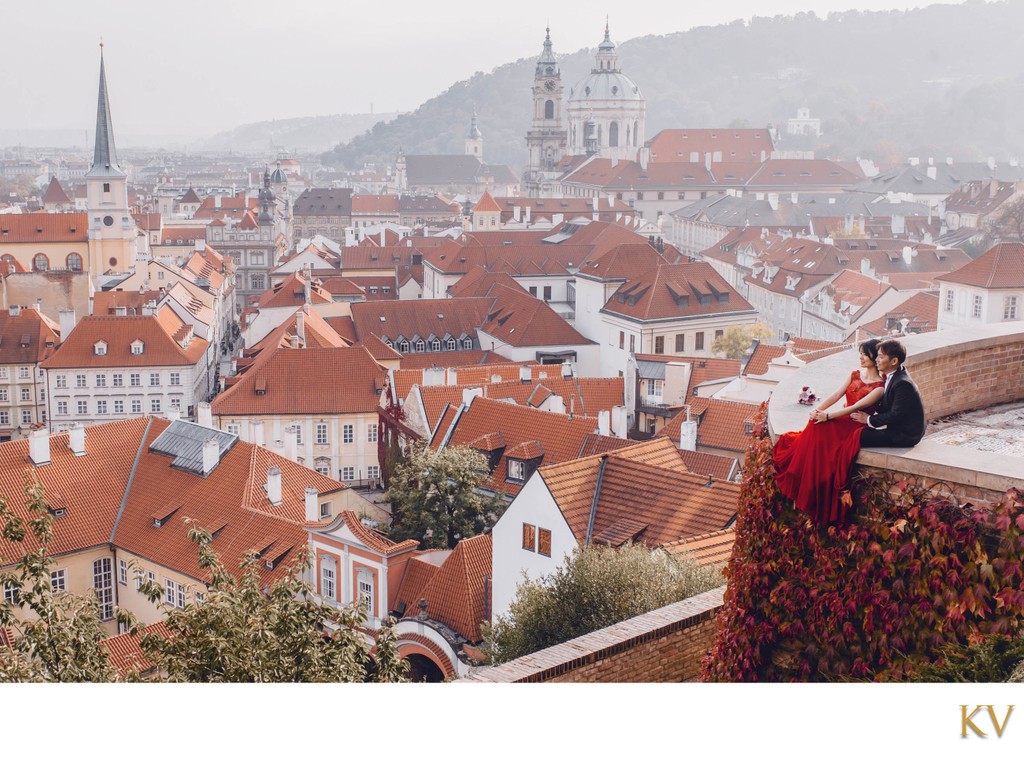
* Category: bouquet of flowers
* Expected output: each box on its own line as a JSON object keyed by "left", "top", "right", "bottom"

{"left": 797, "top": 386, "right": 817, "bottom": 405}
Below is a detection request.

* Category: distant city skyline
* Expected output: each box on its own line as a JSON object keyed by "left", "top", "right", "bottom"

{"left": 6, "top": 0, "right": 923, "bottom": 143}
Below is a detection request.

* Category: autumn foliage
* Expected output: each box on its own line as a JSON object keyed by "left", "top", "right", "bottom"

{"left": 702, "top": 405, "right": 1024, "bottom": 682}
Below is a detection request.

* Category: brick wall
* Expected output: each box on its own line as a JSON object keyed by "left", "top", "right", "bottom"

{"left": 460, "top": 586, "right": 724, "bottom": 683}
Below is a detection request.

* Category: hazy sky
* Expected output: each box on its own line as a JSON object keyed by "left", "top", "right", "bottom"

{"left": 6, "top": 0, "right": 927, "bottom": 140}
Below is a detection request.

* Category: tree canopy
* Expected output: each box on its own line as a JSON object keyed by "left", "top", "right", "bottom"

{"left": 485, "top": 543, "right": 723, "bottom": 664}
{"left": 712, "top": 322, "right": 773, "bottom": 360}
{"left": 385, "top": 443, "right": 505, "bottom": 550}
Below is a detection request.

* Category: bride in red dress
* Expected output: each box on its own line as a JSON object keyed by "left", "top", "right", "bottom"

{"left": 773, "top": 339, "right": 884, "bottom": 523}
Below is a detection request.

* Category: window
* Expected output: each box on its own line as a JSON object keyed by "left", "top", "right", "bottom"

{"left": 529, "top": 286, "right": 538, "bottom": 296}
{"left": 367, "top": 465, "right": 380, "bottom": 480}
{"left": 130, "top": 341, "right": 144, "bottom": 356}
{"left": 462, "top": 338, "right": 473, "bottom": 350}
{"left": 654, "top": 336, "right": 665, "bottom": 354}
{"left": 3, "top": 583, "right": 17, "bottom": 603}
{"left": 715, "top": 329, "right": 724, "bottom": 341}
{"left": 414, "top": 339, "right": 425, "bottom": 352}
{"left": 94, "top": 342, "right": 107, "bottom": 356}
{"left": 20, "top": 387, "right": 30, "bottom": 402}
{"left": 398, "top": 340, "right": 409, "bottom": 353}
{"left": 293, "top": 425, "right": 302, "bottom": 445}
{"left": 357, "top": 570, "right": 373, "bottom": 614}
{"left": 944, "top": 289, "right": 955, "bottom": 312}
{"left": 1004, "top": 296, "right": 1019, "bottom": 320}
{"left": 0, "top": 368, "right": 6, "bottom": 380}
{"left": 226, "top": 423, "right": 240, "bottom": 435}
{"left": 695, "top": 332, "right": 705, "bottom": 351}
{"left": 508, "top": 459, "right": 526, "bottom": 482}
{"left": 619, "top": 331, "right": 624, "bottom": 349}
{"left": 446, "top": 338, "right": 456, "bottom": 351}
{"left": 250, "top": 274, "right": 266, "bottom": 290}
{"left": 66, "top": 252, "right": 83, "bottom": 271}
{"left": 112, "top": 373, "right": 123, "bottom": 387}
{"left": 342, "top": 467, "right": 355, "bottom": 481}
{"left": 131, "top": 399, "right": 142, "bottom": 414}
{"left": 118, "top": 559, "right": 128, "bottom": 585}
{"left": 56, "top": 374, "right": 67, "bottom": 389}
{"left": 343, "top": 424, "right": 354, "bottom": 444}
{"left": 320, "top": 502, "right": 331, "bottom": 519}
{"left": 522, "top": 523, "right": 536, "bottom": 551}
{"left": 319, "top": 561, "right": 335, "bottom": 602}
{"left": 164, "top": 579, "right": 185, "bottom": 609}
{"left": 316, "top": 422, "right": 328, "bottom": 445}
{"left": 0, "top": 411, "right": 8, "bottom": 425}
{"left": 50, "top": 569, "right": 66, "bottom": 593}
{"left": 93, "top": 558, "right": 113, "bottom": 620}
{"left": 77, "top": 400, "right": 88, "bottom": 415}
{"left": 0, "top": 389, "right": 5, "bottom": 401}
{"left": 169, "top": 372, "right": 181, "bottom": 386}
{"left": 18, "top": 367, "right": 29, "bottom": 380}
{"left": 543, "top": 285, "right": 552, "bottom": 301}
{"left": 538, "top": 528, "right": 552, "bottom": 557}
{"left": 97, "top": 400, "right": 108, "bottom": 415}
{"left": 367, "top": 423, "right": 378, "bottom": 443}
{"left": 969, "top": 293, "right": 983, "bottom": 318}
{"left": 95, "top": 374, "right": 106, "bottom": 388}
{"left": 130, "top": 373, "right": 141, "bottom": 387}
{"left": 149, "top": 373, "right": 160, "bottom": 387}
{"left": 56, "top": 401, "right": 68, "bottom": 416}
{"left": 430, "top": 338, "right": 441, "bottom": 351}
{"left": 194, "top": 591, "right": 204, "bottom": 606}
{"left": 315, "top": 462, "right": 330, "bottom": 475}
{"left": 136, "top": 570, "right": 155, "bottom": 592}
{"left": 33, "top": 253, "right": 49, "bottom": 272}
{"left": 20, "top": 410, "right": 30, "bottom": 425}
{"left": 114, "top": 400, "right": 124, "bottom": 414}
{"left": 629, "top": 334, "right": 635, "bottom": 352}
{"left": 75, "top": 374, "right": 87, "bottom": 389}
{"left": 151, "top": 399, "right": 161, "bottom": 413}
{"left": 675, "top": 334, "right": 685, "bottom": 352}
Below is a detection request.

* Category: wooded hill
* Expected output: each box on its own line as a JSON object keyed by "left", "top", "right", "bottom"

{"left": 320, "top": 1, "right": 1024, "bottom": 171}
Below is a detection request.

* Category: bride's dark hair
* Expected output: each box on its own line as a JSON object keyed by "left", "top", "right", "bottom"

{"left": 859, "top": 338, "right": 881, "bottom": 361}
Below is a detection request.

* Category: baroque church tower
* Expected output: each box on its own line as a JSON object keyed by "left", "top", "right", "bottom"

{"left": 524, "top": 26, "right": 567, "bottom": 197}
{"left": 465, "top": 109, "right": 484, "bottom": 160}
{"left": 85, "top": 45, "right": 136, "bottom": 275}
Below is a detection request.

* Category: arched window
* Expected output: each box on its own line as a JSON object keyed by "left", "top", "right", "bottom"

{"left": 544, "top": 99, "right": 554, "bottom": 119}
{"left": 32, "top": 254, "right": 49, "bottom": 272}
{"left": 414, "top": 339, "right": 425, "bottom": 353}
{"left": 609, "top": 122, "right": 619, "bottom": 147}
{"left": 634, "top": 121, "right": 639, "bottom": 147}
{"left": 462, "top": 337, "right": 473, "bottom": 350}
{"left": 430, "top": 338, "right": 441, "bottom": 351}
{"left": 398, "top": 340, "right": 410, "bottom": 353}
{"left": 446, "top": 338, "right": 456, "bottom": 351}
{"left": 66, "top": 253, "right": 83, "bottom": 271}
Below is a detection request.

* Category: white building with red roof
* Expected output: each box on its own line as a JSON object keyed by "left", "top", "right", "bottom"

{"left": 0, "top": 305, "right": 60, "bottom": 441}
{"left": 40, "top": 304, "right": 211, "bottom": 430}
{"left": 936, "top": 242, "right": 1024, "bottom": 329}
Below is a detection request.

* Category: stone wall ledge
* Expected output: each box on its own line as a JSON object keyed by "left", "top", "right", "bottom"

{"left": 768, "top": 322, "right": 1024, "bottom": 498}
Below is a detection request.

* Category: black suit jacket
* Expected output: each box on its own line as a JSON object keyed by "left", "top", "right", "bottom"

{"left": 861, "top": 367, "right": 926, "bottom": 447}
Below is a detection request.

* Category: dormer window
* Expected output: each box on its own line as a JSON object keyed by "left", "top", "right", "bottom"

{"left": 507, "top": 459, "right": 527, "bottom": 483}
{"left": 94, "top": 341, "right": 108, "bottom": 356}
{"left": 130, "top": 340, "right": 144, "bottom": 355}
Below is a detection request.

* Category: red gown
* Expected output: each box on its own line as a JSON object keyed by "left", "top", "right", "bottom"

{"left": 773, "top": 370, "right": 884, "bottom": 524}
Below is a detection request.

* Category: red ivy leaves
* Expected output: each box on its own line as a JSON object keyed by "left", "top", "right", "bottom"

{"left": 701, "top": 404, "right": 1024, "bottom": 682}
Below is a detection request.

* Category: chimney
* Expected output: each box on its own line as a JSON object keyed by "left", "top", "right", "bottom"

{"left": 215, "top": 195, "right": 221, "bottom": 208}
{"left": 296, "top": 311, "right": 306, "bottom": 347}
{"left": 767, "top": 193, "right": 779, "bottom": 211}
{"left": 305, "top": 487, "right": 319, "bottom": 522}
{"left": 201, "top": 437, "right": 220, "bottom": 475}
{"left": 69, "top": 423, "right": 86, "bottom": 457}
{"left": 598, "top": 410, "right": 611, "bottom": 436}
{"left": 926, "top": 166, "right": 937, "bottom": 180}
{"left": 446, "top": 367, "right": 458, "bottom": 385}
{"left": 548, "top": 395, "right": 566, "bottom": 415}
{"left": 860, "top": 258, "right": 873, "bottom": 278}
{"left": 519, "top": 365, "right": 531, "bottom": 384}
{"left": 639, "top": 147, "right": 650, "bottom": 172}
{"left": 525, "top": 205, "right": 531, "bottom": 224}
{"left": 284, "top": 425, "right": 299, "bottom": 461}
{"left": 197, "top": 401, "right": 213, "bottom": 428}
{"left": 303, "top": 275, "right": 311, "bottom": 305}
{"left": 251, "top": 419, "right": 265, "bottom": 446}
{"left": 8, "top": 305, "right": 20, "bottom": 317}
{"left": 423, "top": 367, "right": 445, "bottom": 386}
{"left": 165, "top": 408, "right": 181, "bottom": 422}
{"left": 59, "top": 308, "right": 76, "bottom": 339}
{"left": 513, "top": 205, "right": 521, "bottom": 223}
{"left": 611, "top": 405, "right": 628, "bottom": 438}
{"left": 561, "top": 361, "right": 573, "bottom": 379}
{"left": 704, "top": 152, "right": 712, "bottom": 172}
{"left": 902, "top": 246, "right": 915, "bottom": 267}
{"left": 266, "top": 466, "right": 282, "bottom": 506}
{"left": 29, "top": 427, "right": 50, "bottom": 466}
{"left": 462, "top": 387, "right": 483, "bottom": 406}
{"left": 678, "top": 414, "right": 698, "bottom": 452}
{"left": 289, "top": 334, "right": 300, "bottom": 349}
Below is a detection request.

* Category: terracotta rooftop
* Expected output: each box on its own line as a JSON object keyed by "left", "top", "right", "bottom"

{"left": 661, "top": 527, "right": 736, "bottom": 567}
{"left": 743, "top": 337, "right": 846, "bottom": 376}
{"left": 478, "top": 284, "right": 594, "bottom": 348}
{"left": 854, "top": 291, "right": 940, "bottom": 340}
{"left": 0, "top": 212, "right": 88, "bottom": 243}
{"left": 0, "top": 307, "right": 60, "bottom": 365}
{"left": 350, "top": 298, "right": 492, "bottom": 347}
{"left": 256, "top": 272, "right": 332, "bottom": 309}
{"left": 936, "top": 242, "right": 1024, "bottom": 288}
{"left": 602, "top": 262, "right": 754, "bottom": 322}
{"left": 660, "top": 397, "right": 758, "bottom": 455}
{"left": 646, "top": 128, "right": 774, "bottom": 163}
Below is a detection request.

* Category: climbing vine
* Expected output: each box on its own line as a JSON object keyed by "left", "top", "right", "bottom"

{"left": 702, "top": 404, "right": 1024, "bottom": 682}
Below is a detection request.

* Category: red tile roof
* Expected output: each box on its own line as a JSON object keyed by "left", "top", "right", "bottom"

{"left": 39, "top": 306, "right": 207, "bottom": 369}
{"left": 102, "top": 621, "right": 169, "bottom": 676}
{"left": 478, "top": 284, "right": 594, "bottom": 347}
{"left": 42, "top": 177, "right": 72, "bottom": 205}
{"left": 351, "top": 195, "right": 401, "bottom": 214}
{"left": 646, "top": 128, "right": 775, "bottom": 163}
{"left": 350, "top": 298, "right": 492, "bottom": 346}
{"left": 160, "top": 227, "right": 206, "bottom": 246}
{"left": 743, "top": 337, "right": 846, "bottom": 376}
{"left": 661, "top": 528, "right": 736, "bottom": 567}
{"left": 0, "top": 213, "right": 88, "bottom": 243}
{"left": 660, "top": 397, "right": 758, "bottom": 455}
{"left": 539, "top": 437, "right": 739, "bottom": 548}
{"left": 0, "top": 308, "right": 60, "bottom": 365}
{"left": 212, "top": 346, "right": 384, "bottom": 416}
{"left": 854, "top": 291, "right": 940, "bottom": 340}
{"left": 256, "top": 272, "right": 332, "bottom": 308}
{"left": 472, "top": 191, "right": 502, "bottom": 214}
{"left": 936, "top": 242, "right": 1024, "bottom": 288}
{"left": 602, "top": 262, "right": 754, "bottom": 322}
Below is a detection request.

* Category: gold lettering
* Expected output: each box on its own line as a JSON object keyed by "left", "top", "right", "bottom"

{"left": 988, "top": 705, "right": 1014, "bottom": 738}
{"left": 961, "top": 705, "right": 986, "bottom": 737}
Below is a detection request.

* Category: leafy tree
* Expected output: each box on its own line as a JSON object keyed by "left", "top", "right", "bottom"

{"left": 0, "top": 478, "right": 120, "bottom": 682}
{"left": 485, "top": 543, "right": 723, "bottom": 664}
{"left": 983, "top": 194, "right": 1024, "bottom": 246}
{"left": 385, "top": 443, "right": 504, "bottom": 550}
{"left": 135, "top": 522, "right": 408, "bottom": 683}
{"left": 712, "top": 322, "right": 773, "bottom": 360}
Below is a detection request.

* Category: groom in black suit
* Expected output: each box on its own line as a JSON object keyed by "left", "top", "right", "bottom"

{"left": 851, "top": 339, "right": 926, "bottom": 447}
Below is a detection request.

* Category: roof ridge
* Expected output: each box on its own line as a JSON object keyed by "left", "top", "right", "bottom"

{"left": 109, "top": 416, "right": 155, "bottom": 543}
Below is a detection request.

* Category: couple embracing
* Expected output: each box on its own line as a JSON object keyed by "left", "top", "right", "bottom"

{"left": 773, "top": 338, "right": 926, "bottom": 524}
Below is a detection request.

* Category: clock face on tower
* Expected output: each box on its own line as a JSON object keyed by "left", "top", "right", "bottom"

{"left": 544, "top": 79, "right": 557, "bottom": 92}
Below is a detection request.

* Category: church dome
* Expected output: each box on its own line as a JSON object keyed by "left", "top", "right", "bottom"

{"left": 269, "top": 163, "right": 287, "bottom": 184}
{"left": 570, "top": 70, "right": 643, "bottom": 103}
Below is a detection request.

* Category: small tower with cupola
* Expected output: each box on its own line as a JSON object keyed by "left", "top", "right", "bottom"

{"left": 524, "top": 26, "right": 568, "bottom": 197}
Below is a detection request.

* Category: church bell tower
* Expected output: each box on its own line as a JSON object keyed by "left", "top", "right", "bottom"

{"left": 524, "top": 26, "right": 567, "bottom": 197}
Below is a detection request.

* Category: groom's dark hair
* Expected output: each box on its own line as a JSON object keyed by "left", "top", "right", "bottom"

{"left": 878, "top": 339, "right": 907, "bottom": 365}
